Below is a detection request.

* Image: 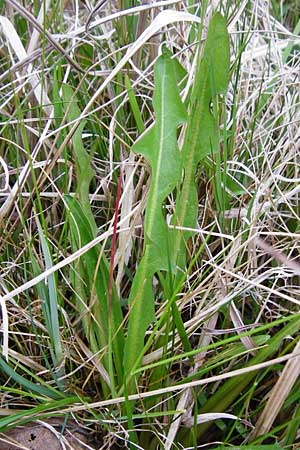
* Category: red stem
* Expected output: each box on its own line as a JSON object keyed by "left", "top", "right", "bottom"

{"left": 108, "top": 169, "right": 123, "bottom": 318}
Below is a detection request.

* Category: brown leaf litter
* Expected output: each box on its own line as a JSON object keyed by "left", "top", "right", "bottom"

{"left": 0, "top": 418, "right": 92, "bottom": 450}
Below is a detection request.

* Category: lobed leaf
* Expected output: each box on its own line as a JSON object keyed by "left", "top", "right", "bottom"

{"left": 124, "top": 50, "right": 187, "bottom": 387}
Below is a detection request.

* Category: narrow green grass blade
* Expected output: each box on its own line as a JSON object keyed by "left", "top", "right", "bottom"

{"left": 284, "top": 401, "right": 300, "bottom": 446}
{"left": 0, "top": 357, "right": 65, "bottom": 400}
{"left": 0, "top": 396, "right": 79, "bottom": 432}
{"left": 35, "top": 218, "right": 64, "bottom": 376}
{"left": 62, "top": 84, "right": 96, "bottom": 233}
{"left": 52, "top": 65, "right": 66, "bottom": 148}
{"left": 123, "top": 49, "right": 187, "bottom": 389}
{"left": 125, "top": 74, "right": 145, "bottom": 134}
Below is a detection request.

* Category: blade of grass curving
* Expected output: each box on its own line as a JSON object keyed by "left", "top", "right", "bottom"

{"left": 124, "top": 48, "right": 187, "bottom": 389}
{"left": 0, "top": 397, "right": 79, "bottom": 432}
{"left": 172, "top": 12, "right": 230, "bottom": 271}
{"left": 0, "top": 357, "right": 65, "bottom": 400}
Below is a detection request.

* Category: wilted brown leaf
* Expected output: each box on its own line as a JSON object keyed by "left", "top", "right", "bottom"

{"left": 0, "top": 419, "right": 91, "bottom": 450}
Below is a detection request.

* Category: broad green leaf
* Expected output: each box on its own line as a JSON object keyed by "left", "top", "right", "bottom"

{"left": 173, "top": 13, "right": 230, "bottom": 270}
{"left": 124, "top": 50, "right": 187, "bottom": 387}
{"left": 65, "top": 196, "right": 124, "bottom": 389}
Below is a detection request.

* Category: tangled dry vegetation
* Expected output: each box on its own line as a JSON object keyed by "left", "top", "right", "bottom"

{"left": 0, "top": 0, "right": 300, "bottom": 449}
